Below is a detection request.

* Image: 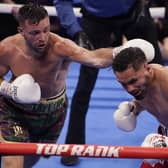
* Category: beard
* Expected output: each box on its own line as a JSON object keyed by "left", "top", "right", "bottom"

{"left": 133, "top": 88, "right": 147, "bottom": 100}
{"left": 133, "top": 86, "right": 147, "bottom": 100}
{"left": 27, "top": 42, "right": 47, "bottom": 59}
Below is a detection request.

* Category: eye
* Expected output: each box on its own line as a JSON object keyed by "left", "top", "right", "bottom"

{"left": 30, "top": 31, "right": 40, "bottom": 36}
{"left": 128, "top": 79, "right": 137, "bottom": 85}
{"left": 42, "top": 26, "right": 50, "bottom": 33}
{"left": 119, "top": 78, "right": 137, "bottom": 88}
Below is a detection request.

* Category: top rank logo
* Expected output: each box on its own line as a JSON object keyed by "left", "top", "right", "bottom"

{"left": 36, "top": 144, "right": 120, "bottom": 158}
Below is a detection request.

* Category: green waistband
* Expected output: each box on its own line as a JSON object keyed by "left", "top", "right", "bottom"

{"left": 5, "top": 89, "right": 67, "bottom": 113}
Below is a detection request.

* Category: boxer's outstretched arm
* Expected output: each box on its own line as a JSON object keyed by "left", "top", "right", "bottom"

{"left": 55, "top": 37, "right": 113, "bottom": 68}
{"left": 56, "top": 37, "right": 155, "bottom": 68}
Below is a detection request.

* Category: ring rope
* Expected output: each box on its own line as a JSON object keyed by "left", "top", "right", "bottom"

{"left": 0, "top": 3, "right": 82, "bottom": 17}
{"left": 0, "top": 3, "right": 165, "bottom": 18}
{"left": 0, "top": 143, "right": 168, "bottom": 158}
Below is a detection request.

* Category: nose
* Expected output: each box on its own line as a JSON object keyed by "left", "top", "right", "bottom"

{"left": 38, "top": 32, "right": 46, "bottom": 42}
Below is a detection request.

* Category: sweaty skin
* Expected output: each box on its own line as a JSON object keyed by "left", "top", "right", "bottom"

{"left": 139, "top": 64, "right": 168, "bottom": 128}
{"left": 116, "top": 64, "right": 168, "bottom": 128}
{"left": 0, "top": 16, "right": 113, "bottom": 98}
{"left": 0, "top": 14, "right": 114, "bottom": 168}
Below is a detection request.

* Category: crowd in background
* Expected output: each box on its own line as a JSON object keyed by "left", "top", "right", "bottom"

{"left": 150, "top": 0, "right": 168, "bottom": 61}
{"left": 0, "top": 1, "right": 168, "bottom": 60}
{"left": 0, "top": 0, "right": 62, "bottom": 40}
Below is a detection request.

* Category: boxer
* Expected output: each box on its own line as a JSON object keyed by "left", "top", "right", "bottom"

{"left": 112, "top": 47, "right": 168, "bottom": 168}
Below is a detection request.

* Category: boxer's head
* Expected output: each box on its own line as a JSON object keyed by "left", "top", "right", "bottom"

{"left": 112, "top": 47, "right": 152, "bottom": 100}
{"left": 17, "top": 4, "right": 50, "bottom": 55}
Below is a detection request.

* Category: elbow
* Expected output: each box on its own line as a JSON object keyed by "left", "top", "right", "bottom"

{"left": 92, "top": 63, "right": 110, "bottom": 69}
{"left": 96, "top": 61, "right": 111, "bottom": 68}
{"left": 91, "top": 57, "right": 112, "bottom": 68}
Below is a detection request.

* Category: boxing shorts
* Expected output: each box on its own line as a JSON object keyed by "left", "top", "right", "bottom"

{"left": 0, "top": 87, "right": 67, "bottom": 143}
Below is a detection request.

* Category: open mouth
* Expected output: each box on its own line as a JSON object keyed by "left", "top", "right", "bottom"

{"left": 132, "top": 90, "right": 141, "bottom": 97}
{"left": 38, "top": 43, "right": 46, "bottom": 48}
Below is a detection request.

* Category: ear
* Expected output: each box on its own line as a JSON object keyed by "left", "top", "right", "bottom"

{"left": 144, "top": 63, "right": 151, "bottom": 72}
{"left": 17, "top": 26, "right": 23, "bottom": 34}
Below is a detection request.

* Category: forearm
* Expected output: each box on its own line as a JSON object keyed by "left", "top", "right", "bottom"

{"left": 91, "top": 48, "right": 114, "bottom": 68}
{"left": 62, "top": 38, "right": 154, "bottom": 68}
{"left": 71, "top": 47, "right": 114, "bottom": 68}
{"left": 2, "top": 0, "right": 15, "bottom": 3}
{"left": 57, "top": 37, "right": 113, "bottom": 68}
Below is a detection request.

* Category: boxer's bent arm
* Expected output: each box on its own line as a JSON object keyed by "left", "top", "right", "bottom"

{"left": 0, "top": 73, "right": 41, "bottom": 104}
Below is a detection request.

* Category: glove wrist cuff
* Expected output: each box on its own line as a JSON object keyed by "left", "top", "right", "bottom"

{"left": 0, "top": 80, "right": 14, "bottom": 98}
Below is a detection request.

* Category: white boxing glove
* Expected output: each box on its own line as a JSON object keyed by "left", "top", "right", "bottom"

{"left": 0, "top": 74, "right": 41, "bottom": 104}
{"left": 113, "top": 39, "right": 155, "bottom": 63}
{"left": 142, "top": 133, "right": 168, "bottom": 147}
{"left": 141, "top": 133, "right": 168, "bottom": 166}
{"left": 113, "top": 101, "right": 137, "bottom": 131}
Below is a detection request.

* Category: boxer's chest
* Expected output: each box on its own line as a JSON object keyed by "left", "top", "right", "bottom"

{"left": 141, "top": 90, "right": 168, "bottom": 124}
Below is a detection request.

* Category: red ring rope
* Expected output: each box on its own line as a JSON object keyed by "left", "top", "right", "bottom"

{"left": 0, "top": 143, "right": 168, "bottom": 158}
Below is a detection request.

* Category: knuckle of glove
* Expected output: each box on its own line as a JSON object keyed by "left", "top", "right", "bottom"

{"left": 32, "top": 83, "right": 41, "bottom": 101}
{"left": 16, "top": 84, "right": 41, "bottom": 103}
{"left": 13, "top": 74, "right": 34, "bottom": 85}
{"left": 123, "top": 39, "right": 155, "bottom": 63}
{"left": 12, "top": 74, "right": 40, "bottom": 104}
{"left": 118, "top": 101, "right": 131, "bottom": 115}
{"left": 114, "top": 105, "right": 136, "bottom": 131}
{"left": 114, "top": 112, "right": 136, "bottom": 131}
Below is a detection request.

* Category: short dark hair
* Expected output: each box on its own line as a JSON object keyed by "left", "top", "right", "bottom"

{"left": 17, "top": 3, "right": 48, "bottom": 25}
{"left": 112, "top": 47, "right": 147, "bottom": 72}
